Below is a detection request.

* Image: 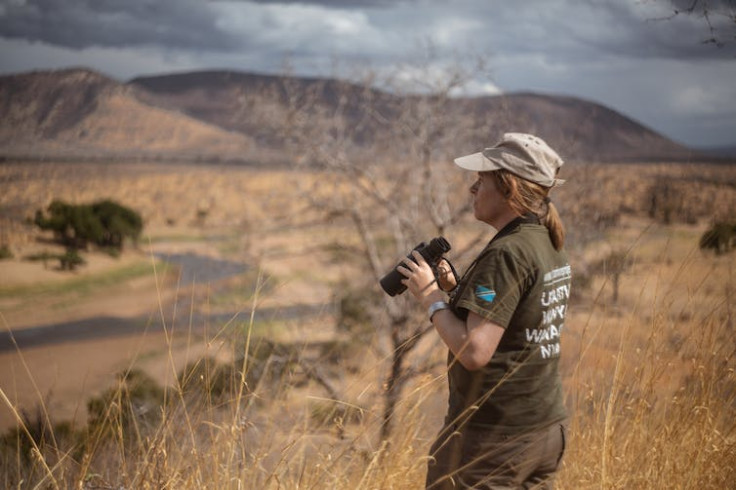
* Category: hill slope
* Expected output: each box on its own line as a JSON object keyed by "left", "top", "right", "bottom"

{"left": 0, "top": 68, "right": 703, "bottom": 163}
{"left": 130, "top": 70, "right": 698, "bottom": 163}
{"left": 0, "top": 69, "right": 254, "bottom": 161}
{"left": 466, "top": 93, "right": 697, "bottom": 162}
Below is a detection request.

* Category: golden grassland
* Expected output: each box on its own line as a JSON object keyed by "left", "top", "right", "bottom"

{"left": 0, "top": 160, "right": 735, "bottom": 488}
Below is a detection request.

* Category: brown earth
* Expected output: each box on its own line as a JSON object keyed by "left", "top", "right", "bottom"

{"left": 0, "top": 161, "right": 347, "bottom": 431}
{"left": 1, "top": 160, "right": 735, "bottom": 435}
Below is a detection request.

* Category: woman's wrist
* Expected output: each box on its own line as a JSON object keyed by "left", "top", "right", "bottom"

{"left": 421, "top": 289, "right": 446, "bottom": 310}
{"left": 428, "top": 300, "right": 450, "bottom": 321}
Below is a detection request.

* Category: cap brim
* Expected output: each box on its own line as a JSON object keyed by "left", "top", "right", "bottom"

{"left": 453, "top": 152, "right": 502, "bottom": 172}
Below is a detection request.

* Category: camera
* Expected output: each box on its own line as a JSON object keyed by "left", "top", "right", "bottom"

{"left": 379, "top": 236, "right": 451, "bottom": 296}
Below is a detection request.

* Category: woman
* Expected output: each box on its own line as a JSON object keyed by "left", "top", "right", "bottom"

{"left": 399, "top": 133, "right": 571, "bottom": 489}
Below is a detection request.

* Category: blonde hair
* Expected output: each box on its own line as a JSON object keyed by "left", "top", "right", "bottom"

{"left": 488, "top": 169, "right": 566, "bottom": 250}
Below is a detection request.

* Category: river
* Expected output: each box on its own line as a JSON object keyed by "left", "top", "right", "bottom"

{"left": 0, "top": 252, "right": 331, "bottom": 352}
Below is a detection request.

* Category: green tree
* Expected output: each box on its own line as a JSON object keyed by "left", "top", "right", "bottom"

{"left": 91, "top": 199, "right": 143, "bottom": 250}
{"left": 58, "top": 248, "right": 86, "bottom": 271}
{"left": 34, "top": 199, "right": 142, "bottom": 252}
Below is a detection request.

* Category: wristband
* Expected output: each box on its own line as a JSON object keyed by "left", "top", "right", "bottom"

{"left": 428, "top": 301, "right": 450, "bottom": 322}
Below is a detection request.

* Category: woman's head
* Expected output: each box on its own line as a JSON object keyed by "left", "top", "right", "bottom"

{"left": 486, "top": 169, "right": 565, "bottom": 250}
{"left": 456, "top": 133, "right": 566, "bottom": 250}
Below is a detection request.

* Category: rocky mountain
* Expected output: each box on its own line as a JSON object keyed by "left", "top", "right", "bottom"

{"left": 463, "top": 93, "right": 698, "bottom": 162}
{"left": 129, "top": 70, "right": 398, "bottom": 151}
{"left": 0, "top": 67, "right": 707, "bottom": 163}
{"left": 130, "top": 70, "right": 698, "bottom": 163}
{"left": 0, "top": 68, "right": 254, "bottom": 162}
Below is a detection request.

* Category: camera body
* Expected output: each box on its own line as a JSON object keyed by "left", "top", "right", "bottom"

{"left": 380, "top": 236, "right": 451, "bottom": 296}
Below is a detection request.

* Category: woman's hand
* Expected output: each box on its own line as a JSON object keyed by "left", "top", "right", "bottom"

{"left": 397, "top": 250, "right": 443, "bottom": 307}
{"left": 436, "top": 259, "right": 458, "bottom": 292}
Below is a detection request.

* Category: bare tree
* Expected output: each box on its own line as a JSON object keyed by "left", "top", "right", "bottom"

{"left": 648, "top": 0, "right": 736, "bottom": 47}
{"left": 590, "top": 249, "right": 636, "bottom": 306}
{"left": 276, "top": 54, "right": 499, "bottom": 440}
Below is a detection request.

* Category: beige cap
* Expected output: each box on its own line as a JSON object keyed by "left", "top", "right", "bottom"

{"left": 454, "top": 133, "right": 565, "bottom": 188}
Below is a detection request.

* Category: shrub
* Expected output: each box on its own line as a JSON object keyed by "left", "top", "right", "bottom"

{"left": 86, "top": 369, "right": 165, "bottom": 441}
{"left": 648, "top": 180, "right": 684, "bottom": 225}
{"left": 58, "top": 248, "right": 85, "bottom": 271}
{"left": 91, "top": 199, "right": 143, "bottom": 249}
{"left": 589, "top": 249, "right": 635, "bottom": 305}
{"left": 34, "top": 199, "right": 143, "bottom": 252}
{"left": 0, "top": 405, "right": 71, "bottom": 465}
{"left": 23, "top": 251, "right": 57, "bottom": 269}
{"left": 178, "top": 357, "right": 237, "bottom": 404}
{"left": 699, "top": 221, "right": 736, "bottom": 255}
{"left": 23, "top": 249, "right": 86, "bottom": 271}
{"left": 335, "top": 282, "right": 378, "bottom": 338}
{"left": 0, "top": 245, "right": 12, "bottom": 260}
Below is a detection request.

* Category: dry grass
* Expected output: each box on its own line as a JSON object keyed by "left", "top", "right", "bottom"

{"left": 1, "top": 161, "right": 735, "bottom": 488}
{"left": 558, "top": 220, "right": 736, "bottom": 489}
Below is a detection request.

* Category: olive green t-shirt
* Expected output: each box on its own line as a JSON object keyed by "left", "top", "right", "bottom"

{"left": 447, "top": 218, "right": 570, "bottom": 432}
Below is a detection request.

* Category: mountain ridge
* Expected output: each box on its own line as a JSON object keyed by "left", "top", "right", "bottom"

{"left": 0, "top": 67, "right": 717, "bottom": 164}
{"left": 0, "top": 68, "right": 256, "bottom": 162}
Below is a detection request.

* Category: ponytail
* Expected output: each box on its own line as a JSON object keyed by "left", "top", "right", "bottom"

{"left": 488, "top": 170, "right": 566, "bottom": 251}
{"left": 542, "top": 201, "right": 565, "bottom": 251}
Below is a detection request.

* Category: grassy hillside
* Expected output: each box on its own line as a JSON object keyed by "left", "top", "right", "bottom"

{"left": 1, "top": 161, "right": 735, "bottom": 488}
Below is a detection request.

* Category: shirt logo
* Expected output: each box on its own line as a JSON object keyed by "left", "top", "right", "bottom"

{"left": 475, "top": 286, "right": 496, "bottom": 303}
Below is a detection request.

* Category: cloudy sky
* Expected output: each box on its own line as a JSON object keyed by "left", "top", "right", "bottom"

{"left": 1, "top": 0, "right": 734, "bottom": 148}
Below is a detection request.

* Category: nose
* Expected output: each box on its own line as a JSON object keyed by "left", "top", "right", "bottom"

{"left": 470, "top": 179, "right": 479, "bottom": 194}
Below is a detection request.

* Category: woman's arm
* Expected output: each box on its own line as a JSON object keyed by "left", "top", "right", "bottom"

{"left": 399, "top": 251, "right": 504, "bottom": 371}
{"left": 432, "top": 309, "right": 504, "bottom": 371}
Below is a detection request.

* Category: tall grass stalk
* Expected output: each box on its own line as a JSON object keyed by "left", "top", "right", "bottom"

{"left": 2, "top": 244, "right": 735, "bottom": 488}
{"left": 558, "top": 242, "right": 736, "bottom": 489}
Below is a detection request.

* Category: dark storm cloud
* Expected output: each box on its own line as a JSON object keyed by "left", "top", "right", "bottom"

{"left": 668, "top": 0, "right": 735, "bottom": 12}
{"left": 513, "top": 1, "right": 736, "bottom": 61}
{"left": 0, "top": 0, "right": 732, "bottom": 59}
{"left": 667, "top": 0, "right": 736, "bottom": 47}
{"left": 0, "top": 0, "right": 733, "bottom": 146}
{"left": 633, "top": 0, "right": 736, "bottom": 55}
{"left": 245, "top": 0, "right": 407, "bottom": 7}
{"left": 0, "top": 0, "right": 241, "bottom": 50}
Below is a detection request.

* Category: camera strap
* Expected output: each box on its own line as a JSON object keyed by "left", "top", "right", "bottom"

{"left": 432, "top": 256, "right": 460, "bottom": 292}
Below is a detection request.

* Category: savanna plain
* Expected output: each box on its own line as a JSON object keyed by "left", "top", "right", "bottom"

{"left": 1, "top": 159, "right": 735, "bottom": 489}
